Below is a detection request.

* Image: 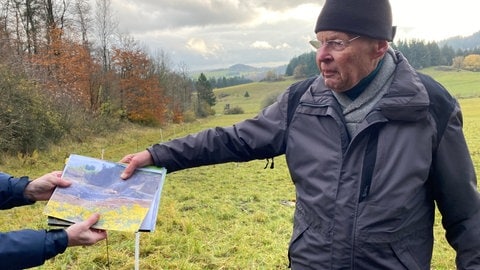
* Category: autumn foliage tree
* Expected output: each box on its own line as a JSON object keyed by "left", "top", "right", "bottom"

{"left": 112, "top": 47, "right": 168, "bottom": 125}
{"left": 463, "top": 54, "right": 480, "bottom": 71}
{"left": 30, "top": 29, "right": 102, "bottom": 111}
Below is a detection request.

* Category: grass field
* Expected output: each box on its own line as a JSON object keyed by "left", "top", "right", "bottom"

{"left": 0, "top": 70, "right": 479, "bottom": 269}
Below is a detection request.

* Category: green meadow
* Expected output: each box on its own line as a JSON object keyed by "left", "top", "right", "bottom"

{"left": 0, "top": 69, "right": 479, "bottom": 269}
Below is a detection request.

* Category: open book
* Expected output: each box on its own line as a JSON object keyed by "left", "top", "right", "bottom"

{"left": 43, "top": 154, "right": 166, "bottom": 232}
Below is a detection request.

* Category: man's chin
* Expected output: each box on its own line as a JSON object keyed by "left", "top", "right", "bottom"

{"left": 324, "top": 79, "right": 340, "bottom": 91}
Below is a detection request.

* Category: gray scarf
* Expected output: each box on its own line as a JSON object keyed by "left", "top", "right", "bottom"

{"left": 333, "top": 48, "right": 397, "bottom": 137}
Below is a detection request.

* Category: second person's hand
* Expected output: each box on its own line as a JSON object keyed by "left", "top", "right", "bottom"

{"left": 120, "top": 150, "right": 154, "bottom": 180}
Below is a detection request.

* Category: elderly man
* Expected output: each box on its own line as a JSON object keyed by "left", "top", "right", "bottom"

{"left": 120, "top": 0, "right": 480, "bottom": 268}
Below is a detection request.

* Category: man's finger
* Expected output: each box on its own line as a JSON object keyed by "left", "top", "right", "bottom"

{"left": 83, "top": 213, "right": 101, "bottom": 227}
{"left": 120, "top": 163, "right": 136, "bottom": 180}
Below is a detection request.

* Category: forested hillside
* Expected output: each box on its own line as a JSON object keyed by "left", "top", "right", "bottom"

{"left": 286, "top": 35, "right": 480, "bottom": 77}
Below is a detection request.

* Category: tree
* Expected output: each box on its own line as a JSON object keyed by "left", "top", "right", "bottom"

{"left": 111, "top": 41, "right": 168, "bottom": 125}
{"left": 452, "top": 56, "right": 464, "bottom": 69}
{"left": 427, "top": 42, "right": 442, "bottom": 66}
{"left": 94, "top": 0, "right": 116, "bottom": 72}
{"left": 293, "top": 64, "right": 307, "bottom": 79}
{"left": 73, "top": 0, "right": 93, "bottom": 46}
{"left": 196, "top": 73, "right": 216, "bottom": 106}
{"left": 29, "top": 27, "right": 99, "bottom": 111}
{"left": 441, "top": 44, "right": 455, "bottom": 66}
{"left": 195, "top": 73, "right": 216, "bottom": 117}
{"left": 463, "top": 54, "right": 480, "bottom": 71}
{"left": 285, "top": 52, "right": 318, "bottom": 77}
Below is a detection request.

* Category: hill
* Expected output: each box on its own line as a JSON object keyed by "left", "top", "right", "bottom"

{"left": 212, "top": 68, "right": 480, "bottom": 119}
{"left": 420, "top": 67, "right": 480, "bottom": 98}
{"left": 439, "top": 30, "right": 480, "bottom": 50}
{"left": 191, "top": 63, "right": 287, "bottom": 81}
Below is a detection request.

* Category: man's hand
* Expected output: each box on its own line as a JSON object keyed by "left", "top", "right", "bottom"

{"left": 120, "top": 150, "right": 154, "bottom": 179}
{"left": 24, "top": 171, "right": 71, "bottom": 201}
{"left": 65, "top": 213, "right": 107, "bottom": 246}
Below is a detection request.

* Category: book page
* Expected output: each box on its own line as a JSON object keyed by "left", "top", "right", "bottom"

{"left": 44, "top": 154, "right": 166, "bottom": 232}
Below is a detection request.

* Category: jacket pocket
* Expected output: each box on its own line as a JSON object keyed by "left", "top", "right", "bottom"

{"left": 288, "top": 202, "right": 311, "bottom": 259}
{"left": 288, "top": 209, "right": 310, "bottom": 268}
{"left": 391, "top": 240, "right": 422, "bottom": 270}
{"left": 356, "top": 227, "right": 432, "bottom": 270}
{"left": 390, "top": 228, "right": 433, "bottom": 270}
{"left": 288, "top": 202, "right": 331, "bottom": 269}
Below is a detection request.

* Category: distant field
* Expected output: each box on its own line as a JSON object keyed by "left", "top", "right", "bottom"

{"left": 419, "top": 67, "right": 480, "bottom": 98}
{"left": 213, "top": 79, "right": 297, "bottom": 116}
{"left": 213, "top": 68, "right": 480, "bottom": 119}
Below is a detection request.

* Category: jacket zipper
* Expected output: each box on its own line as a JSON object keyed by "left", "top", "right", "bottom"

{"left": 349, "top": 115, "right": 386, "bottom": 268}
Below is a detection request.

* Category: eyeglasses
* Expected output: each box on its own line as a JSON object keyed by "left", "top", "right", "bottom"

{"left": 309, "top": 36, "right": 361, "bottom": 51}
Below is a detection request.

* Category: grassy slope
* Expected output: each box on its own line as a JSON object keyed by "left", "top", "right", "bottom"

{"left": 420, "top": 67, "right": 480, "bottom": 98}
{"left": 0, "top": 70, "right": 478, "bottom": 269}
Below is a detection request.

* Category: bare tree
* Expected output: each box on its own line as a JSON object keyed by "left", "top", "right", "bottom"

{"left": 9, "top": 0, "right": 42, "bottom": 54}
{"left": 43, "top": 0, "right": 68, "bottom": 46}
{"left": 94, "top": 0, "right": 116, "bottom": 72}
{"left": 72, "top": 0, "right": 92, "bottom": 46}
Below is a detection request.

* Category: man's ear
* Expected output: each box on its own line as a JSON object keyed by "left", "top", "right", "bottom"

{"left": 374, "top": 40, "right": 389, "bottom": 58}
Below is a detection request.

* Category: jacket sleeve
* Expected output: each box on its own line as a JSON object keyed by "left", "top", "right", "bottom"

{"left": 148, "top": 89, "right": 291, "bottom": 173}
{"left": 1, "top": 173, "right": 69, "bottom": 268}
{"left": 0, "top": 229, "right": 68, "bottom": 269}
{"left": 0, "top": 172, "right": 35, "bottom": 209}
{"left": 432, "top": 102, "right": 480, "bottom": 269}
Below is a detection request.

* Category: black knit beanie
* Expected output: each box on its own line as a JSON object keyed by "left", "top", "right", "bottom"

{"left": 315, "top": 0, "right": 396, "bottom": 41}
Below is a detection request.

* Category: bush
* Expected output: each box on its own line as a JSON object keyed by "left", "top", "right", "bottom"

{"left": 224, "top": 106, "right": 244, "bottom": 115}
{"left": 196, "top": 101, "right": 215, "bottom": 118}
{"left": 0, "top": 66, "right": 64, "bottom": 154}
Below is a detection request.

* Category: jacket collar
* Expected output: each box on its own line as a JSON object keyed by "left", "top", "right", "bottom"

{"left": 377, "top": 50, "right": 430, "bottom": 122}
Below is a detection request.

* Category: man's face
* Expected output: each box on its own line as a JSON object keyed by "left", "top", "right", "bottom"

{"left": 314, "top": 31, "right": 380, "bottom": 93}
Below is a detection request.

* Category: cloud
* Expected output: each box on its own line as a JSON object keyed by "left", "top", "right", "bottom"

{"left": 108, "top": 0, "right": 322, "bottom": 69}
{"left": 186, "top": 37, "right": 223, "bottom": 58}
{"left": 251, "top": 41, "right": 273, "bottom": 49}
{"left": 106, "top": 0, "right": 479, "bottom": 70}
{"left": 113, "top": 0, "right": 256, "bottom": 31}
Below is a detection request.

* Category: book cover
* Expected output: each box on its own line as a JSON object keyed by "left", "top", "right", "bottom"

{"left": 43, "top": 154, "right": 166, "bottom": 232}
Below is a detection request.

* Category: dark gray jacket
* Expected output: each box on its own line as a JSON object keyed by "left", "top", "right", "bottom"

{"left": 0, "top": 173, "right": 68, "bottom": 269}
{"left": 148, "top": 50, "right": 480, "bottom": 269}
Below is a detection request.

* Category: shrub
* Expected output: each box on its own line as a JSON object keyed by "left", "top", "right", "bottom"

{"left": 224, "top": 106, "right": 244, "bottom": 115}
{"left": 0, "top": 66, "right": 64, "bottom": 154}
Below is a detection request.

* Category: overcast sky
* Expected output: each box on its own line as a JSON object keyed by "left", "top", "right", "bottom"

{"left": 109, "top": 0, "right": 480, "bottom": 71}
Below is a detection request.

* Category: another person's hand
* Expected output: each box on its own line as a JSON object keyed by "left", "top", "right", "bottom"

{"left": 120, "top": 150, "right": 154, "bottom": 179}
{"left": 65, "top": 213, "right": 107, "bottom": 246}
{"left": 24, "top": 171, "right": 71, "bottom": 201}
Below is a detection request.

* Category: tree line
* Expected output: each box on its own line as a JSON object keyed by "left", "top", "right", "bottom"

{"left": 208, "top": 76, "right": 253, "bottom": 89}
{"left": 0, "top": 0, "right": 214, "bottom": 155}
{"left": 286, "top": 39, "right": 480, "bottom": 78}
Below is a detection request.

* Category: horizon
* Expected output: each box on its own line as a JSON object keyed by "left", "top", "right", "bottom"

{"left": 107, "top": 0, "right": 480, "bottom": 71}
{"left": 189, "top": 32, "right": 479, "bottom": 73}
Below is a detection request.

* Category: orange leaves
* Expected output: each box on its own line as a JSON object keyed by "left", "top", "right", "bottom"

{"left": 463, "top": 54, "right": 480, "bottom": 71}
{"left": 30, "top": 28, "right": 100, "bottom": 109}
{"left": 111, "top": 48, "right": 168, "bottom": 125}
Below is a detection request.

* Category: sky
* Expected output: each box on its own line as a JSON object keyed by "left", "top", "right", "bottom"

{"left": 110, "top": 0, "right": 480, "bottom": 71}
